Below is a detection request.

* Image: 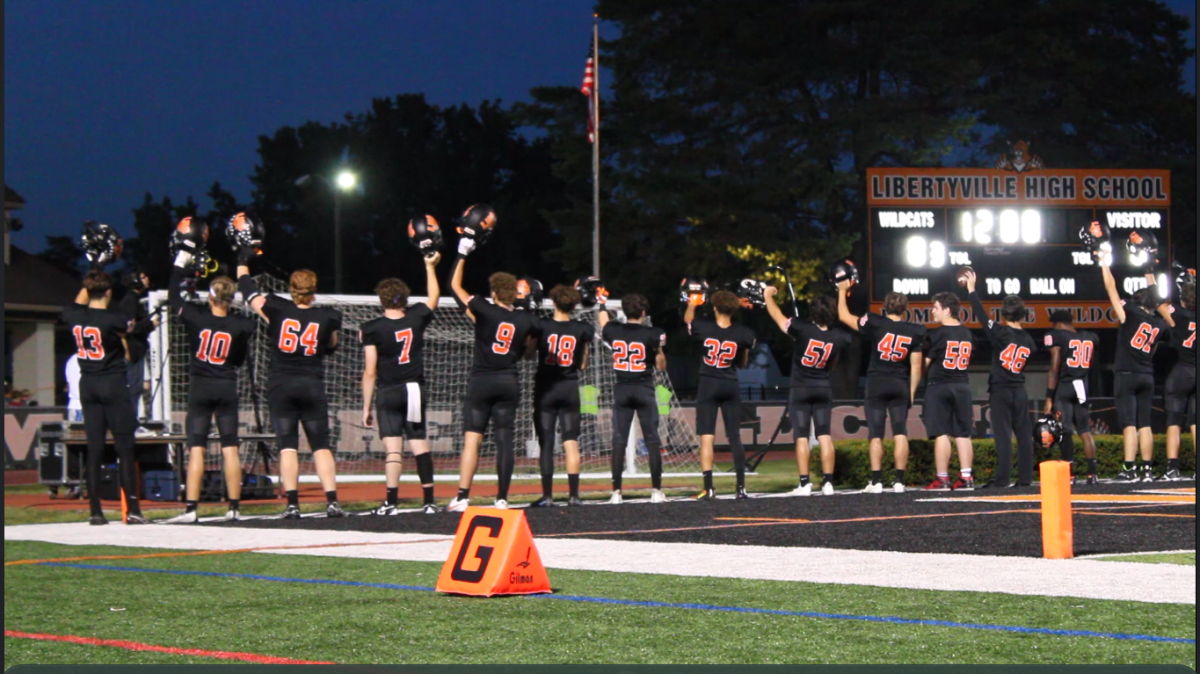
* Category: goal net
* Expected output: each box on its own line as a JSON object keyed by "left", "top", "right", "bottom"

{"left": 147, "top": 276, "right": 701, "bottom": 482}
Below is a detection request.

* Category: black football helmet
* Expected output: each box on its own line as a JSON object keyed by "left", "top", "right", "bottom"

{"left": 225, "top": 212, "right": 264, "bottom": 258}
{"left": 1079, "top": 220, "right": 1113, "bottom": 266}
{"left": 734, "top": 278, "right": 767, "bottom": 309}
{"left": 1126, "top": 230, "right": 1159, "bottom": 267}
{"left": 680, "top": 276, "right": 709, "bottom": 305}
{"left": 1173, "top": 260, "right": 1196, "bottom": 291}
{"left": 456, "top": 203, "right": 496, "bottom": 245}
{"left": 80, "top": 221, "right": 123, "bottom": 268}
{"left": 515, "top": 276, "right": 544, "bottom": 310}
{"left": 828, "top": 259, "right": 859, "bottom": 287}
{"left": 575, "top": 275, "right": 607, "bottom": 308}
{"left": 1034, "top": 414, "right": 1064, "bottom": 451}
{"left": 407, "top": 214, "right": 442, "bottom": 257}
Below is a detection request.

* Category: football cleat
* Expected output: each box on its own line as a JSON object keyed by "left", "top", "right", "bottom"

{"left": 281, "top": 505, "right": 302, "bottom": 519}
{"left": 326, "top": 502, "right": 347, "bottom": 518}
{"left": 789, "top": 483, "right": 813, "bottom": 497}
{"left": 863, "top": 481, "right": 884, "bottom": 494}
{"left": 422, "top": 503, "right": 439, "bottom": 514}
{"left": 607, "top": 490, "right": 623, "bottom": 505}
{"left": 372, "top": 502, "right": 398, "bottom": 516}
{"left": 735, "top": 486, "right": 749, "bottom": 500}
{"left": 821, "top": 482, "right": 835, "bottom": 496}
{"left": 1085, "top": 474, "right": 1099, "bottom": 485}
{"left": 446, "top": 497, "right": 469, "bottom": 512}
{"left": 223, "top": 508, "right": 240, "bottom": 522}
{"left": 161, "top": 510, "right": 198, "bottom": 524}
{"left": 1114, "top": 469, "right": 1140, "bottom": 482}
{"left": 89, "top": 514, "right": 109, "bottom": 526}
{"left": 695, "top": 488, "right": 716, "bottom": 501}
{"left": 892, "top": 482, "right": 906, "bottom": 494}
{"left": 1160, "top": 469, "right": 1183, "bottom": 482}
{"left": 125, "top": 513, "right": 149, "bottom": 525}
{"left": 1141, "top": 468, "right": 1156, "bottom": 483}
{"left": 568, "top": 496, "right": 585, "bottom": 507}
{"left": 529, "top": 496, "right": 555, "bottom": 508}
{"left": 650, "top": 489, "right": 667, "bottom": 504}
{"left": 493, "top": 499, "right": 509, "bottom": 510}
{"left": 952, "top": 475, "right": 976, "bottom": 491}
{"left": 925, "top": 477, "right": 952, "bottom": 491}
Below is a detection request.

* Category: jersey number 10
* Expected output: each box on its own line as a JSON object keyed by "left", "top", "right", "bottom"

{"left": 196, "top": 329, "right": 232, "bottom": 365}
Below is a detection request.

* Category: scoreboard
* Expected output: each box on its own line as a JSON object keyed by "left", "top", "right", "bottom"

{"left": 866, "top": 168, "right": 1171, "bottom": 328}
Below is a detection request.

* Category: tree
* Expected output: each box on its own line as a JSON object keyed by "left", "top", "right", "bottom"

{"left": 38, "top": 235, "right": 85, "bottom": 279}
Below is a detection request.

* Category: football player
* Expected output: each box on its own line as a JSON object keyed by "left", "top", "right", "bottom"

{"left": 1100, "top": 262, "right": 1168, "bottom": 481}
{"left": 836, "top": 283, "right": 925, "bottom": 493}
{"left": 920, "top": 291, "right": 977, "bottom": 490}
{"left": 530, "top": 284, "right": 595, "bottom": 507}
{"left": 445, "top": 205, "right": 539, "bottom": 511}
{"left": 684, "top": 289, "right": 756, "bottom": 499}
{"left": 1043, "top": 309, "right": 1101, "bottom": 484}
{"left": 64, "top": 269, "right": 148, "bottom": 525}
{"left": 360, "top": 250, "right": 442, "bottom": 515}
{"left": 765, "top": 287, "right": 851, "bottom": 496}
{"left": 236, "top": 215, "right": 346, "bottom": 519}
{"left": 964, "top": 270, "right": 1036, "bottom": 488}
{"left": 1156, "top": 277, "right": 1195, "bottom": 480}
{"left": 163, "top": 218, "right": 258, "bottom": 523}
{"left": 599, "top": 294, "right": 668, "bottom": 503}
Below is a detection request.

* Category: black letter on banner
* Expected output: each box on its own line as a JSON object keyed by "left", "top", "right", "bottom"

{"left": 451, "top": 515, "right": 505, "bottom": 583}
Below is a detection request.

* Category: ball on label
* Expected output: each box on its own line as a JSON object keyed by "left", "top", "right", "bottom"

{"left": 956, "top": 266, "right": 974, "bottom": 287}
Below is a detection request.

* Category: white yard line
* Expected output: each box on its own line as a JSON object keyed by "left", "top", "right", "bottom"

{"left": 7, "top": 522, "right": 1195, "bottom": 605}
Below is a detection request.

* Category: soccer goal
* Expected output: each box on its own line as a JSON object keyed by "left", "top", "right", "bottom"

{"left": 147, "top": 275, "right": 702, "bottom": 482}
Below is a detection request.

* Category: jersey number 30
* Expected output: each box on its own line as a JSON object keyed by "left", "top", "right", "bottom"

{"left": 279, "top": 319, "right": 321, "bottom": 356}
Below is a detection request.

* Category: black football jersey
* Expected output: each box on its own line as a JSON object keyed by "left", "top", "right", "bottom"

{"left": 359, "top": 304, "right": 434, "bottom": 386}
{"left": 922, "top": 325, "right": 975, "bottom": 384}
{"left": 1043, "top": 329, "right": 1099, "bottom": 382}
{"left": 785, "top": 320, "right": 851, "bottom": 386}
{"left": 1166, "top": 304, "right": 1196, "bottom": 367}
{"left": 689, "top": 318, "right": 756, "bottom": 381}
{"left": 601, "top": 321, "right": 667, "bottom": 384}
{"left": 467, "top": 296, "right": 539, "bottom": 375}
{"left": 61, "top": 304, "right": 131, "bottom": 377}
{"left": 180, "top": 304, "right": 257, "bottom": 380}
{"left": 535, "top": 317, "right": 595, "bottom": 382}
{"left": 1114, "top": 303, "right": 1168, "bottom": 374}
{"left": 968, "top": 292, "right": 1036, "bottom": 389}
{"left": 859, "top": 313, "right": 927, "bottom": 379}
{"left": 262, "top": 294, "right": 343, "bottom": 380}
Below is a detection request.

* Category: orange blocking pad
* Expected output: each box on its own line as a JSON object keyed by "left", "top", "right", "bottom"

{"left": 1039, "top": 460, "right": 1074, "bottom": 559}
{"left": 436, "top": 507, "right": 552, "bottom": 596}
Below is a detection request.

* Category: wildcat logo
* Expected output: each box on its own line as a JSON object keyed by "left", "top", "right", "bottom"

{"left": 995, "top": 140, "right": 1045, "bottom": 173}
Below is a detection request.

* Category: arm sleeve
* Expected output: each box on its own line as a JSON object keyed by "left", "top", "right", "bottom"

{"left": 238, "top": 275, "right": 261, "bottom": 303}
{"left": 968, "top": 291, "right": 997, "bottom": 344}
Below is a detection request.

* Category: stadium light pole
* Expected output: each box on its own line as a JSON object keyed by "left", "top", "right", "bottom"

{"left": 296, "top": 170, "right": 358, "bottom": 293}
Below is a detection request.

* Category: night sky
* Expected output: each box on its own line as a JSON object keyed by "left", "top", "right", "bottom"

{"left": 4, "top": 0, "right": 1195, "bottom": 254}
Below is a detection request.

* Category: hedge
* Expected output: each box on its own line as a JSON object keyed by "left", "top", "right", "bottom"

{"left": 754, "top": 435, "right": 1196, "bottom": 487}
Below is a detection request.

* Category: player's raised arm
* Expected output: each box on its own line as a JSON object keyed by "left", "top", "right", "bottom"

{"left": 683, "top": 297, "right": 699, "bottom": 325}
{"left": 763, "top": 286, "right": 791, "bottom": 333}
{"left": 835, "top": 280, "right": 859, "bottom": 331}
{"left": 423, "top": 252, "right": 442, "bottom": 310}
{"left": 449, "top": 255, "right": 472, "bottom": 310}
{"left": 1100, "top": 263, "right": 1126, "bottom": 324}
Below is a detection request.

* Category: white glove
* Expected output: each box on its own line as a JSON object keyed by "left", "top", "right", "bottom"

{"left": 457, "top": 237, "right": 476, "bottom": 257}
{"left": 174, "top": 250, "right": 195, "bottom": 270}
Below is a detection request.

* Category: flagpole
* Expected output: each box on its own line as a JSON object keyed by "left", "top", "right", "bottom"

{"left": 591, "top": 15, "right": 601, "bottom": 278}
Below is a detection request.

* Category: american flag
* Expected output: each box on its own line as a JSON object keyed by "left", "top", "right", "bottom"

{"left": 581, "top": 53, "right": 596, "bottom": 143}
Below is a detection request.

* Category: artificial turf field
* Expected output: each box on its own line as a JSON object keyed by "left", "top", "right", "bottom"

{"left": 4, "top": 481, "right": 1196, "bottom": 667}
{"left": 2, "top": 540, "right": 1196, "bottom": 667}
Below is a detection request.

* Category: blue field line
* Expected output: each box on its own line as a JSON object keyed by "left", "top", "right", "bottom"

{"left": 37, "top": 562, "right": 1195, "bottom": 645}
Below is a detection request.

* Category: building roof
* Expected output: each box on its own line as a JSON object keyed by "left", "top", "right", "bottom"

{"left": 5, "top": 185, "right": 26, "bottom": 209}
{"left": 4, "top": 246, "right": 80, "bottom": 314}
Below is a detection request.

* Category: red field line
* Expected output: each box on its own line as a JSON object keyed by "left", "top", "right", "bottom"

{"left": 4, "top": 629, "right": 335, "bottom": 664}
